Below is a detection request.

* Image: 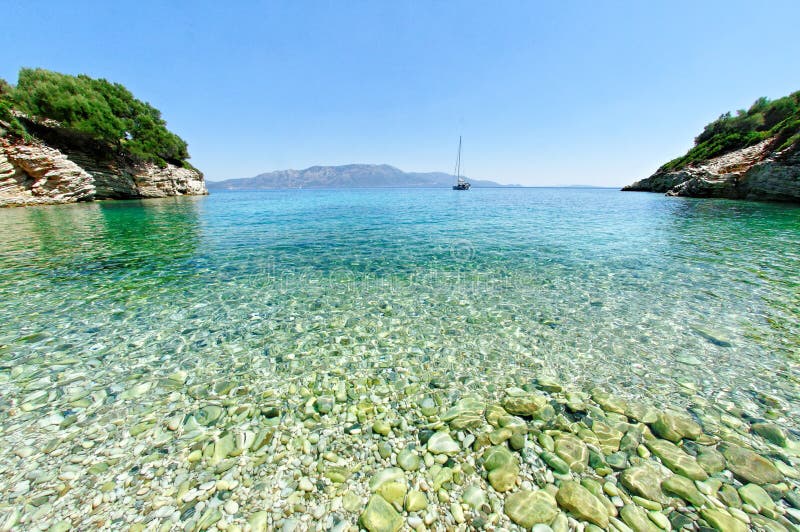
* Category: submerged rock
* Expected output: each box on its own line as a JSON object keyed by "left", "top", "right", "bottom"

{"left": 645, "top": 439, "right": 708, "bottom": 480}
{"left": 396, "top": 448, "right": 421, "bottom": 471}
{"left": 661, "top": 475, "right": 706, "bottom": 507}
{"left": 504, "top": 490, "right": 558, "bottom": 528}
{"left": 461, "top": 485, "right": 487, "bottom": 510}
{"left": 555, "top": 480, "right": 609, "bottom": 528}
{"left": 426, "top": 431, "right": 460, "bottom": 455}
{"left": 752, "top": 422, "right": 788, "bottom": 447}
{"left": 359, "top": 495, "right": 403, "bottom": 532}
{"left": 700, "top": 508, "right": 748, "bottom": 532}
{"left": 719, "top": 442, "right": 783, "bottom": 485}
{"left": 441, "top": 397, "right": 485, "bottom": 430}
{"left": 619, "top": 504, "right": 661, "bottom": 532}
{"left": 482, "top": 445, "right": 519, "bottom": 492}
{"left": 620, "top": 463, "right": 670, "bottom": 504}
{"left": 738, "top": 483, "right": 775, "bottom": 513}
{"left": 651, "top": 411, "right": 702, "bottom": 442}
{"left": 554, "top": 434, "right": 589, "bottom": 473}
{"left": 502, "top": 392, "right": 554, "bottom": 419}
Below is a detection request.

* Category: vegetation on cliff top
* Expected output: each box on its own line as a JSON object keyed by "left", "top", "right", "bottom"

{"left": 661, "top": 90, "right": 800, "bottom": 172}
{"left": 0, "top": 68, "right": 191, "bottom": 167}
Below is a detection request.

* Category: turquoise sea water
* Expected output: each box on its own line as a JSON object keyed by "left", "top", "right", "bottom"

{"left": 1, "top": 188, "right": 798, "bottom": 423}
{"left": 1, "top": 187, "right": 800, "bottom": 528}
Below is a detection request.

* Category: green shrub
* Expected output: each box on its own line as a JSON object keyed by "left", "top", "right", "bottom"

{"left": 5, "top": 68, "right": 190, "bottom": 166}
{"left": 662, "top": 90, "right": 800, "bottom": 171}
{"left": 0, "top": 78, "right": 28, "bottom": 139}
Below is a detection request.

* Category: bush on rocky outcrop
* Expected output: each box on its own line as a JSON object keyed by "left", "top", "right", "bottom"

{"left": 2, "top": 68, "right": 190, "bottom": 168}
{"left": 0, "top": 78, "right": 27, "bottom": 139}
{"left": 662, "top": 90, "right": 800, "bottom": 171}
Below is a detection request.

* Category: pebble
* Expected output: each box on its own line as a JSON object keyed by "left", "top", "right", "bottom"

{"left": 1, "top": 350, "right": 795, "bottom": 532}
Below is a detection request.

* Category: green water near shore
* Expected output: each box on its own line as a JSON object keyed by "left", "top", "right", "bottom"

{"left": 1, "top": 189, "right": 798, "bottom": 417}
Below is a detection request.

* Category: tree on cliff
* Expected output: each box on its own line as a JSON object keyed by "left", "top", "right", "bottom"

{"left": 662, "top": 90, "right": 800, "bottom": 171}
{"left": 2, "top": 68, "right": 191, "bottom": 167}
{"left": 0, "top": 78, "right": 27, "bottom": 139}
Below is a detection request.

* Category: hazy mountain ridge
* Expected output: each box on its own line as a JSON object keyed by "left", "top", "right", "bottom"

{"left": 208, "top": 164, "right": 514, "bottom": 189}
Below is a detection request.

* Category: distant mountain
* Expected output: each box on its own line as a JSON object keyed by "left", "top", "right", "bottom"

{"left": 207, "top": 164, "right": 515, "bottom": 189}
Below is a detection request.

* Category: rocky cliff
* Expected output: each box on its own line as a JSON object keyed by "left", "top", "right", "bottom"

{"left": 0, "top": 121, "right": 206, "bottom": 207}
{"left": 623, "top": 138, "right": 799, "bottom": 202}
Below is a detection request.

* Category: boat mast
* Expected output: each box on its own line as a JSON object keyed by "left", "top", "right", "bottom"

{"left": 454, "top": 136, "right": 462, "bottom": 182}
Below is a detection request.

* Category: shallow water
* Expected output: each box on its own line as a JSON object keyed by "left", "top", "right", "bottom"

{"left": 2, "top": 189, "right": 798, "bottom": 412}
{"left": 0, "top": 188, "right": 799, "bottom": 527}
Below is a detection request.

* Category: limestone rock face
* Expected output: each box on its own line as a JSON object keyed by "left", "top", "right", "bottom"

{"left": 623, "top": 138, "right": 800, "bottom": 202}
{"left": 0, "top": 140, "right": 95, "bottom": 206}
{"left": 0, "top": 135, "right": 206, "bottom": 208}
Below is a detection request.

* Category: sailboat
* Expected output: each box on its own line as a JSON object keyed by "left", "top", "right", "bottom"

{"left": 452, "top": 136, "right": 471, "bottom": 190}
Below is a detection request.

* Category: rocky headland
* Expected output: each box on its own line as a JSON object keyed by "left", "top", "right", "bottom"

{"left": 0, "top": 69, "right": 206, "bottom": 207}
{"left": 0, "top": 119, "right": 206, "bottom": 207}
{"left": 624, "top": 91, "right": 800, "bottom": 202}
{"left": 623, "top": 138, "right": 800, "bottom": 202}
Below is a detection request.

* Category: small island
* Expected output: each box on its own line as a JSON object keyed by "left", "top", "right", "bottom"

{"left": 0, "top": 68, "right": 206, "bottom": 207}
{"left": 624, "top": 91, "right": 800, "bottom": 202}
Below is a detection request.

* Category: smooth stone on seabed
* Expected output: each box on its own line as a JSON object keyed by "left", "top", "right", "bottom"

{"left": 502, "top": 392, "right": 553, "bottom": 419}
{"left": 554, "top": 433, "right": 589, "bottom": 473}
{"left": 441, "top": 396, "right": 485, "bottom": 429}
{"left": 462, "top": 485, "right": 487, "bottom": 510}
{"left": 488, "top": 463, "right": 519, "bottom": 492}
{"left": 316, "top": 396, "right": 334, "bottom": 414}
{"left": 620, "top": 463, "right": 670, "bottom": 504}
{"left": 555, "top": 480, "right": 609, "bottom": 528}
{"left": 426, "top": 431, "right": 460, "bottom": 455}
{"left": 718, "top": 442, "right": 783, "bottom": 485}
{"left": 419, "top": 397, "right": 438, "bottom": 416}
{"left": 372, "top": 420, "right": 391, "bottom": 436}
{"left": 248, "top": 511, "right": 268, "bottom": 532}
{"left": 194, "top": 405, "right": 223, "bottom": 426}
{"left": 397, "top": 448, "right": 421, "bottom": 471}
{"left": 738, "top": 483, "right": 775, "bottom": 512}
{"left": 625, "top": 402, "right": 659, "bottom": 424}
{"left": 651, "top": 411, "right": 702, "bottom": 442}
{"left": 405, "top": 490, "right": 428, "bottom": 512}
{"left": 591, "top": 420, "right": 623, "bottom": 454}
{"left": 619, "top": 504, "right": 661, "bottom": 532}
{"left": 369, "top": 468, "right": 406, "bottom": 492}
{"left": 504, "top": 490, "right": 559, "bottom": 528}
{"left": 591, "top": 389, "right": 627, "bottom": 414}
{"left": 645, "top": 439, "right": 708, "bottom": 480}
{"left": 700, "top": 508, "right": 748, "bottom": 532}
{"left": 541, "top": 451, "right": 570, "bottom": 475}
{"left": 483, "top": 445, "right": 515, "bottom": 471}
{"left": 751, "top": 422, "right": 788, "bottom": 447}
{"left": 661, "top": 475, "right": 706, "bottom": 507}
{"left": 360, "top": 495, "right": 403, "bottom": 532}
{"left": 377, "top": 481, "right": 407, "bottom": 508}
{"left": 696, "top": 447, "right": 727, "bottom": 474}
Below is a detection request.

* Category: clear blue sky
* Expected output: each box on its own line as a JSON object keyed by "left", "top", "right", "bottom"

{"left": 3, "top": 1, "right": 800, "bottom": 185}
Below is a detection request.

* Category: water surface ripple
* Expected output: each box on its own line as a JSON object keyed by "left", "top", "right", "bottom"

{"left": 0, "top": 188, "right": 799, "bottom": 525}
